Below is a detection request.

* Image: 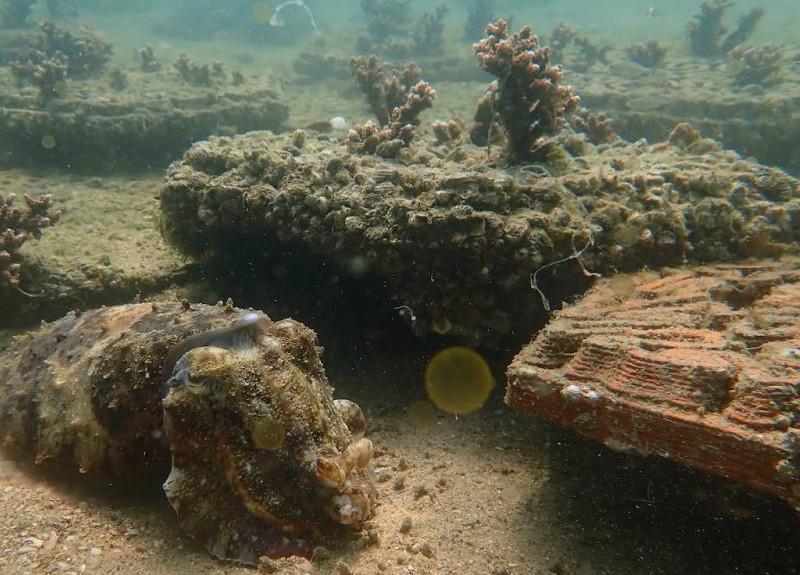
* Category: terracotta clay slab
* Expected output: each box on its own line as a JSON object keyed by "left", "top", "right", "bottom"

{"left": 506, "top": 259, "right": 800, "bottom": 507}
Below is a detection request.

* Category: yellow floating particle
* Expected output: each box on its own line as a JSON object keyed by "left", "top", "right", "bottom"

{"left": 40, "top": 135, "right": 57, "bottom": 149}
{"left": 424, "top": 346, "right": 495, "bottom": 415}
{"left": 407, "top": 399, "right": 436, "bottom": 427}
{"left": 252, "top": 1, "right": 274, "bottom": 24}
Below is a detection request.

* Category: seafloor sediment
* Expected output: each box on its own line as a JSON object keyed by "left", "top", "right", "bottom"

{"left": 159, "top": 128, "right": 800, "bottom": 342}
{"left": 506, "top": 258, "right": 800, "bottom": 509}
{"left": 0, "top": 172, "right": 188, "bottom": 327}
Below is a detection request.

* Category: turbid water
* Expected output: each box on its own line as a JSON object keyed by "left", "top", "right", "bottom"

{"left": 1, "top": 1, "right": 799, "bottom": 574}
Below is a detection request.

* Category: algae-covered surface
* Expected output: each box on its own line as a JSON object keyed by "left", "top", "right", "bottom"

{"left": 1, "top": 1, "right": 800, "bottom": 574}
{"left": 0, "top": 170, "right": 187, "bottom": 325}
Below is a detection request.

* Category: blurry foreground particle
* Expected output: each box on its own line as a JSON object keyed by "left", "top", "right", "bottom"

{"left": 40, "top": 135, "right": 56, "bottom": 149}
{"left": 425, "top": 346, "right": 495, "bottom": 415}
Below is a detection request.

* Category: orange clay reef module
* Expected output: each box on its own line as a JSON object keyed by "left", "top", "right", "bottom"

{"left": 0, "top": 302, "right": 375, "bottom": 564}
{"left": 506, "top": 259, "right": 800, "bottom": 512}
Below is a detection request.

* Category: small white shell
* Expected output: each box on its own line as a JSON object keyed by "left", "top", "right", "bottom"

{"left": 329, "top": 116, "right": 349, "bottom": 130}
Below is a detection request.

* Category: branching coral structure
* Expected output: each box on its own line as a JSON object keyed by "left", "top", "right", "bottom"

{"left": 0, "top": 193, "right": 60, "bottom": 288}
{"left": 729, "top": 44, "right": 785, "bottom": 87}
{"left": 351, "top": 56, "right": 422, "bottom": 126}
{"left": 349, "top": 56, "right": 436, "bottom": 158}
{"left": 626, "top": 40, "right": 667, "bottom": 68}
{"left": 473, "top": 19, "right": 580, "bottom": 164}
{"left": 10, "top": 20, "right": 111, "bottom": 94}
{"left": 687, "top": 0, "right": 764, "bottom": 57}
{"left": 11, "top": 50, "right": 68, "bottom": 102}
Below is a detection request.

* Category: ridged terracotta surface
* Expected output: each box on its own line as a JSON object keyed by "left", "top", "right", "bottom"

{"left": 506, "top": 259, "right": 800, "bottom": 507}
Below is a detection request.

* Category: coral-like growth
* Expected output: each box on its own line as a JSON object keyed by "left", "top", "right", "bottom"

{"left": 348, "top": 80, "right": 436, "bottom": 158}
{"left": 571, "top": 35, "right": 609, "bottom": 70}
{"left": 412, "top": 5, "right": 449, "bottom": 55}
{"left": 34, "top": 20, "right": 112, "bottom": 77}
{"left": 351, "top": 55, "right": 422, "bottom": 126}
{"left": 347, "top": 121, "right": 412, "bottom": 157}
{"left": 687, "top": 0, "right": 764, "bottom": 57}
{"left": 357, "top": 0, "right": 448, "bottom": 57}
{"left": 388, "top": 77, "right": 436, "bottom": 126}
{"left": 138, "top": 44, "right": 161, "bottom": 72}
{"left": 473, "top": 19, "right": 580, "bottom": 163}
{"left": 173, "top": 53, "right": 212, "bottom": 87}
{"left": 570, "top": 107, "right": 618, "bottom": 145}
{"left": 11, "top": 21, "right": 111, "bottom": 83}
{"left": 0, "top": 193, "right": 60, "bottom": 288}
{"left": 687, "top": 0, "right": 731, "bottom": 56}
{"left": 548, "top": 22, "right": 609, "bottom": 71}
{"left": 360, "top": 0, "right": 410, "bottom": 38}
{"left": 109, "top": 67, "right": 128, "bottom": 91}
{"left": 431, "top": 118, "right": 465, "bottom": 146}
{"left": 625, "top": 39, "right": 667, "bottom": 68}
{"left": 464, "top": 0, "right": 496, "bottom": 42}
{"left": 11, "top": 50, "right": 68, "bottom": 102}
{"left": 729, "top": 44, "right": 785, "bottom": 87}
{"left": 720, "top": 6, "right": 764, "bottom": 53}
{"left": 0, "top": 0, "right": 35, "bottom": 28}
{"left": 549, "top": 22, "right": 576, "bottom": 61}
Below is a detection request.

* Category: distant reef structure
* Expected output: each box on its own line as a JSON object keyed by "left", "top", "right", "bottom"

{"left": 356, "top": 0, "right": 450, "bottom": 58}
{"left": 0, "top": 28, "right": 288, "bottom": 172}
{"left": 0, "top": 0, "right": 35, "bottom": 28}
{"left": 572, "top": 49, "right": 799, "bottom": 177}
{"left": 686, "top": 0, "right": 764, "bottom": 58}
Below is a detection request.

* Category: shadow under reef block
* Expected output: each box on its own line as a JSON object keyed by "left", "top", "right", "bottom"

{"left": 159, "top": 130, "right": 800, "bottom": 343}
{"left": 0, "top": 67, "right": 288, "bottom": 172}
{"left": 506, "top": 259, "right": 800, "bottom": 510}
{"left": 571, "top": 53, "right": 800, "bottom": 176}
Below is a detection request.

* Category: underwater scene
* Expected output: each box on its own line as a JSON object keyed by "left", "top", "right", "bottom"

{"left": 0, "top": 0, "right": 799, "bottom": 573}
